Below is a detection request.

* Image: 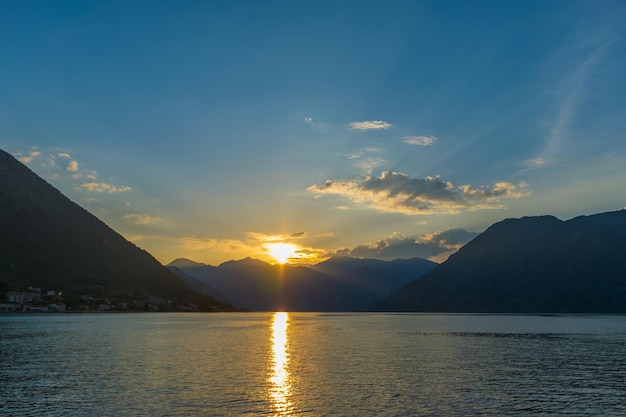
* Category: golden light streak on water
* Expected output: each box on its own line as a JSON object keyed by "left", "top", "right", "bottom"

{"left": 269, "top": 312, "right": 293, "bottom": 415}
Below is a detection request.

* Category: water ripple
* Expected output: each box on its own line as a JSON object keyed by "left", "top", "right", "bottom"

{"left": 1, "top": 313, "right": 626, "bottom": 416}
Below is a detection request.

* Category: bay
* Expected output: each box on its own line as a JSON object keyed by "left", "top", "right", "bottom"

{"left": 1, "top": 312, "right": 625, "bottom": 416}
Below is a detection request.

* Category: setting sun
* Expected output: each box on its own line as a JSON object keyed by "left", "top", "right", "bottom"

{"left": 268, "top": 243, "right": 297, "bottom": 264}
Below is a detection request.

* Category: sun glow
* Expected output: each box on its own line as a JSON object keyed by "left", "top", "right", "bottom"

{"left": 267, "top": 243, "right": 297, "bottom": 264}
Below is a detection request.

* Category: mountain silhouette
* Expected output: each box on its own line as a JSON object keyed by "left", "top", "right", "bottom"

{"left": 310, "top": 256, "right": 437, "bottom": 304}
{"left": 168, "top": 258, "right": 208, "bottom": 268}
{"left": 170, "top": 256, "right": 437, "bottom": 311}
{"left": 0, "top": 149, "right": 232, "bottom": 310}
{"left": 375, "top": 210, "right": 626, "bottom": 313}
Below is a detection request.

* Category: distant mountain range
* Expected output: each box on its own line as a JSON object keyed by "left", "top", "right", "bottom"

{"left": 375, "top": 210, "right": 626, "bottom": 313}
{"left": 0, "top": 149, "right": 233, "bottom": 311}
{"left": 5, "top": 147, "right": 626, "bottom": 314}
{"left": 174, "top": 209, "right": 626, "bottom": 313}
{"left": 167, "top": 256, "right": 437, "bottom": 311}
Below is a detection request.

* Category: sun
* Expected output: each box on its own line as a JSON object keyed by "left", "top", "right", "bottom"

{"left": 267, "top": 243, "right": 297, "bottom": 264}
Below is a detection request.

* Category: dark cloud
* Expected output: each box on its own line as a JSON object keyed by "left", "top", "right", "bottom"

{"left": 426, "top": 228, "right": 479, "bottom": 246}
{"left": 309, "top": 171, "right": 530, "bottom": 215}
{"left": 334, "top": 229, "right": 479, "bottom": 261}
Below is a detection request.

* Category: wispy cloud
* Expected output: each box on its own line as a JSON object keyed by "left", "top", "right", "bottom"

{"left": 527, "top": 157, "right": 546, "bottom": 167}
{"left": 403, "top": 135, "right": 438, "bottom": 146}
{"left": 348, "top": 120, "right": 393, "bottom": 131}
{"left": 17, "top": 151, "right": 41, "bottom": 164}
{"left": 530, "top": 33, "right": 615, "bottom": 167}
{"left": 247, "top": 232, "right": 292, "bottom": 243}
{"left": 246, "top": 231, "right": 310, "bottom": 244}
{"left": 335, "top": 228, "right": 479, "bottom": 261}
{"left": 346, "top": 147, "right": 387, "bottom": 174}
{"left": 355, "top": 157, "right": 386, "bottom": 174}
{"left": 308, "top": 171, "right": 530, "bottom": 215}
{"left": 176, "top": 236, "right": 255, "bottom": 255}
{"left": 76, "top": 182, "right": 132, "bottom": 193}
{"left": 123, "top": 213, "right": 163, "bottom": 225}
{"left": 16, "top": 148, "right": 127, "bottom": 193}
{"left": 303, "top": 116, "right": 333, "bottom": 133}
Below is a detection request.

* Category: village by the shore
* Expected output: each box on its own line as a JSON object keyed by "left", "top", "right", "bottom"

{"left": 1, "top": 287, "right": 202, "bottom": 313}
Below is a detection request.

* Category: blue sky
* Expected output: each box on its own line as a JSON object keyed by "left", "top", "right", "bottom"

{"left": 3, "top": 0, "right": 626, "bottom": 265}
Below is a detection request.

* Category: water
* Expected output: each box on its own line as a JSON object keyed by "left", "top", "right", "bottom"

{"left": 1, "top": 313, "right": 626, "bottom": 416}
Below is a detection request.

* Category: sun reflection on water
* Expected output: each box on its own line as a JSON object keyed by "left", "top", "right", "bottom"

{"left": 269, "top": 312, "right": 292, "bottom": 415}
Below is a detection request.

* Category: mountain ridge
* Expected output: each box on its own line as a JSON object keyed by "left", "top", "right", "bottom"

{"left": 0, "top": 149, "right": 233, "bottom": 310}
{"left": 169, "top": 256, "right": 437, "bottom": 311}
{"left": 375, "top": 209, "right": 626, "bottom": 313}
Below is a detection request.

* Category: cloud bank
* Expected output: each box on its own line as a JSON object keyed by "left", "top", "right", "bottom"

{"left": 336, "top": 229, "right": 479, "bottom": 261}
{"left": 309, "top": 171, "right": 530, "bottom": 214}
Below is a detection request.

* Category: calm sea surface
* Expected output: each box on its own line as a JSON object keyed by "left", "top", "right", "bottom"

{"left": 1, "top": 312, "right": 625, "bottom": 416}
